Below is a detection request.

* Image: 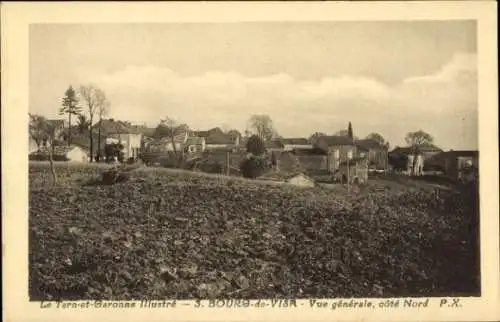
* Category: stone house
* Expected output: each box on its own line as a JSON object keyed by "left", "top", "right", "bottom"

{"left": 144, "top": 132, "right": 189, "bottom": 153}
{"left": 314, "top": 135, "right": 357, "bottom": 173}
{"left": 185, "top": 136, "right": 206, "bottom": 153}
{"left": 355, "top": 139, "right": 389, "bottom": 170}
{"left": 332, "top": 157, "right": 369, "bottom": 184}
{"left": 192, "top": 128, "right": 241, "bottom": 150}
{"left": 205, "top": 133, "right": 240, "bottom": 149}
{"left": 280, "top": 138, "right": 313, "bottom": 151}
{"left": 391, "top": 144, "right": 443, "bottom": 161}
{"left": 97, "top": 119, "right": 144, "bottom": 159}
{"left": 427, "top": 150, "right": 479, "bottom": 180}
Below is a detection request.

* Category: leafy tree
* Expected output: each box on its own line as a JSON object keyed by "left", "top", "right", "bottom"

{"left": 247, "top": 114, "right": 277, "bottom": 141}
{"left": 59, "top": 85, "right": 81, "bottom": 146}
{"left": 309, "top": 132, "right": 326, "bottom": 144}
{"left": 366, "top": 132, "right": 386, "bottom": 146}
{"left": 79, "top": 84, "right": 109, "bottom": 163}
{"left": 76, "top": 114, "right": 91, "bottom": 134}
{"left": 153, "top": 117, "right": 189, "bottom": 166}
{"left": 227, "top": 129, "right": 242, "bottom": 138}
{"left": 405, "top": 130, "right": 434, "bottom": 147}
{"left": 29, "top": 113, "right": 49, "bottom": 150}
{"left": 246, "top": 134, "right": 266, "bottom": 156}
{"left": 104, "top": 143, "right": 125, "bottom": 163}
{"left": 29, "top": 113, "right": 62, "bottom": 182}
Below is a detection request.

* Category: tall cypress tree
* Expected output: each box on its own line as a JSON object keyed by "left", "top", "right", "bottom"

{"left": 347, "top": 122, "right": 354, "bottom": 142}
{"left": 59, "top": 85, "right": 81, "bottom": 146}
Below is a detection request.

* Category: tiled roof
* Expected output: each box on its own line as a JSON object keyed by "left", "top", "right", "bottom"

{"left": 319, "top": 135, "right": 355, "bottom": 146}
{"left": 149, "top": 133, "right": 187, "bottom": 145}
{"left": 432, "top": 150, "right": 478, "bottom": 159}
{"left": 265, "top": 139, "right": 284, "bottom": 149}
{"left": 356, "top": 139, "right": 386, "bottom": 150}
{"left": 97, "top": 119, "right": 130, "bottom": 134}
{"left": 185, "top": 136, "right": 205, "bottom": 145}
{"left": 193, "top": 130, "right": 210, "bottom": 137}
{"left": 193, "top": 127, "right": 224, "bottom": 137}
{"left": 391, "top": 144, "right": 443, "bottom": 154}
{"left": 291, "top": 147, "right": 326, "bottom": 156}
{"left": 206, "top": 133, "right": 235, "bottom": 145}
{"left": 280, "top": 138, "right": 310, "bottom": 145}
{"left": 339, "top": 156, "right": 368, "bottom": 166}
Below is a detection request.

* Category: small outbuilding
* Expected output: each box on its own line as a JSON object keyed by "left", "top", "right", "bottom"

{"left": 258, "top": 171, "right": 316, "bottom": 188}
{"left": 29, "top": 145, "right": 89, "bottom": 162}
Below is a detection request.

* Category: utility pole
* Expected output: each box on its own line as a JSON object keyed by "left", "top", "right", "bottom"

{"left": 347, "top": 149, "right": 353, "bottom": 193}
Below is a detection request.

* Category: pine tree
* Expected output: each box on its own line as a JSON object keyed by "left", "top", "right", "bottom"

{"left": 59, "top": 85, "right": 81, "bottom": 146}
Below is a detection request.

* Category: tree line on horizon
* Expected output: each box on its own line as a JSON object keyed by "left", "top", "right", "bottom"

{"left": 29, "top": 84, "right": 437, "bottom": 164}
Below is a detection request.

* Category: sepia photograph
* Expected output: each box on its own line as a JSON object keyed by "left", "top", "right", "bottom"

{"left": 27, "top": 20, "right": 481, "bottom": 300}
{"left": 2, "top": 2, "right": 499, "bottom": 322}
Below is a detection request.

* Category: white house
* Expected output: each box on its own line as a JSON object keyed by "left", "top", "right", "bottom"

{"left": 107, "top": 133, "right": 143, "bottom": 159}
{"left": 185, "top": 136, "right": 206, "bottom": 153}
{"left": 144, "top": 132, "right": 189, "bottom": 153}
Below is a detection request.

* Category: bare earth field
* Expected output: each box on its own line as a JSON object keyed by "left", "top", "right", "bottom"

{"left": 29, "top": 162, "right": 480, "bottom": 301}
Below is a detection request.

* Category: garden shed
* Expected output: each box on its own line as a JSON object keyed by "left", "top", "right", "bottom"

{"left": 258, "top": 171, "right": 316, "bottom": 188}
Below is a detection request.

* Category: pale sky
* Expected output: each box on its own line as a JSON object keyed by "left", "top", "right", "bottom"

{"left": 30, "top": 21, "right": 478, "bottom": 150}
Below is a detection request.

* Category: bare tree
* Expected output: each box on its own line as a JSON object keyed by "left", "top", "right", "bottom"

{"left": 247, "top": 114, "right": 277, "bottom": 141}
{"left": 96, "top": 93, "right": 110, "bottom": 162}
{"left": 154, "top": 117, "right": 189, "bottom": 164}
{"left": 79, "top": 85, "right": 109, "bottom": 162}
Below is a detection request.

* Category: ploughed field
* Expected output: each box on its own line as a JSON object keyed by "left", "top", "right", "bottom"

{"left": 29, "top": 162, "right": 480, "bottom": 300}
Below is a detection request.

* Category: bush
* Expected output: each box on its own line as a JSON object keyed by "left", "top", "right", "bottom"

{"left": 240, "top": 156, "right": 267, "bottom": 179}
{"left": 104, "top": 143, "right": 125, "bottom": 163}
{"left": 101, "top": 168, "right": 131, "bottom": 185}
{"left": 246, "top": 135, "right": 266, "bottom": 155}
{"left": 199, "top": 161, "right": 224, "bottom": 174}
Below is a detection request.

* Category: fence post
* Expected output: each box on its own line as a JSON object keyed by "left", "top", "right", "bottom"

{"left": 226, "top": 151, "right": 230, "bottom": 175}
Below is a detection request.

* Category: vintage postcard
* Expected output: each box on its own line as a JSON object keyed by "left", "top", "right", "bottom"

{"left": 2, "top": 1, "right": 499, "bottom": 322}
